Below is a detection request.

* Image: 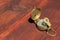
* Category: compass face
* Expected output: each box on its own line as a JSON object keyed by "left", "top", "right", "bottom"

{"left": 36, "top": 19, "right": 48, "bottom": 30}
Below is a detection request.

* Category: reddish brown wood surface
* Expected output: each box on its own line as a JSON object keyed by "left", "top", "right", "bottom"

{"left": 0, "top": 0, "right": 60, "bottom": 40}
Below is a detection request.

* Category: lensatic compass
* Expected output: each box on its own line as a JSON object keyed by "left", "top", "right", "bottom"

{"left": 30, "top": 7, "right": 56, "bottom": 36}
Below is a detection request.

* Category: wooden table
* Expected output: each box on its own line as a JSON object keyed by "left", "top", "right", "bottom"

{"left": 0, "top": 0, "right": 60, "bottom": 40}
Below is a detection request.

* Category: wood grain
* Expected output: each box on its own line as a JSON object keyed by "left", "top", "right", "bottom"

{"left": 0, "top": 0, "right": 60, "bottom": 40}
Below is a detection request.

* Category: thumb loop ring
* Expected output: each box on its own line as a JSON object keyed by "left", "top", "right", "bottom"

{"left": 46, "top": 28, "right": 56, "bottom": 36}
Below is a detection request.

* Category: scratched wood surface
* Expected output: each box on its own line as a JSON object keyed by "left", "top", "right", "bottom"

{"left": 0, "top": 0, "right": 60, "bottom": 40}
